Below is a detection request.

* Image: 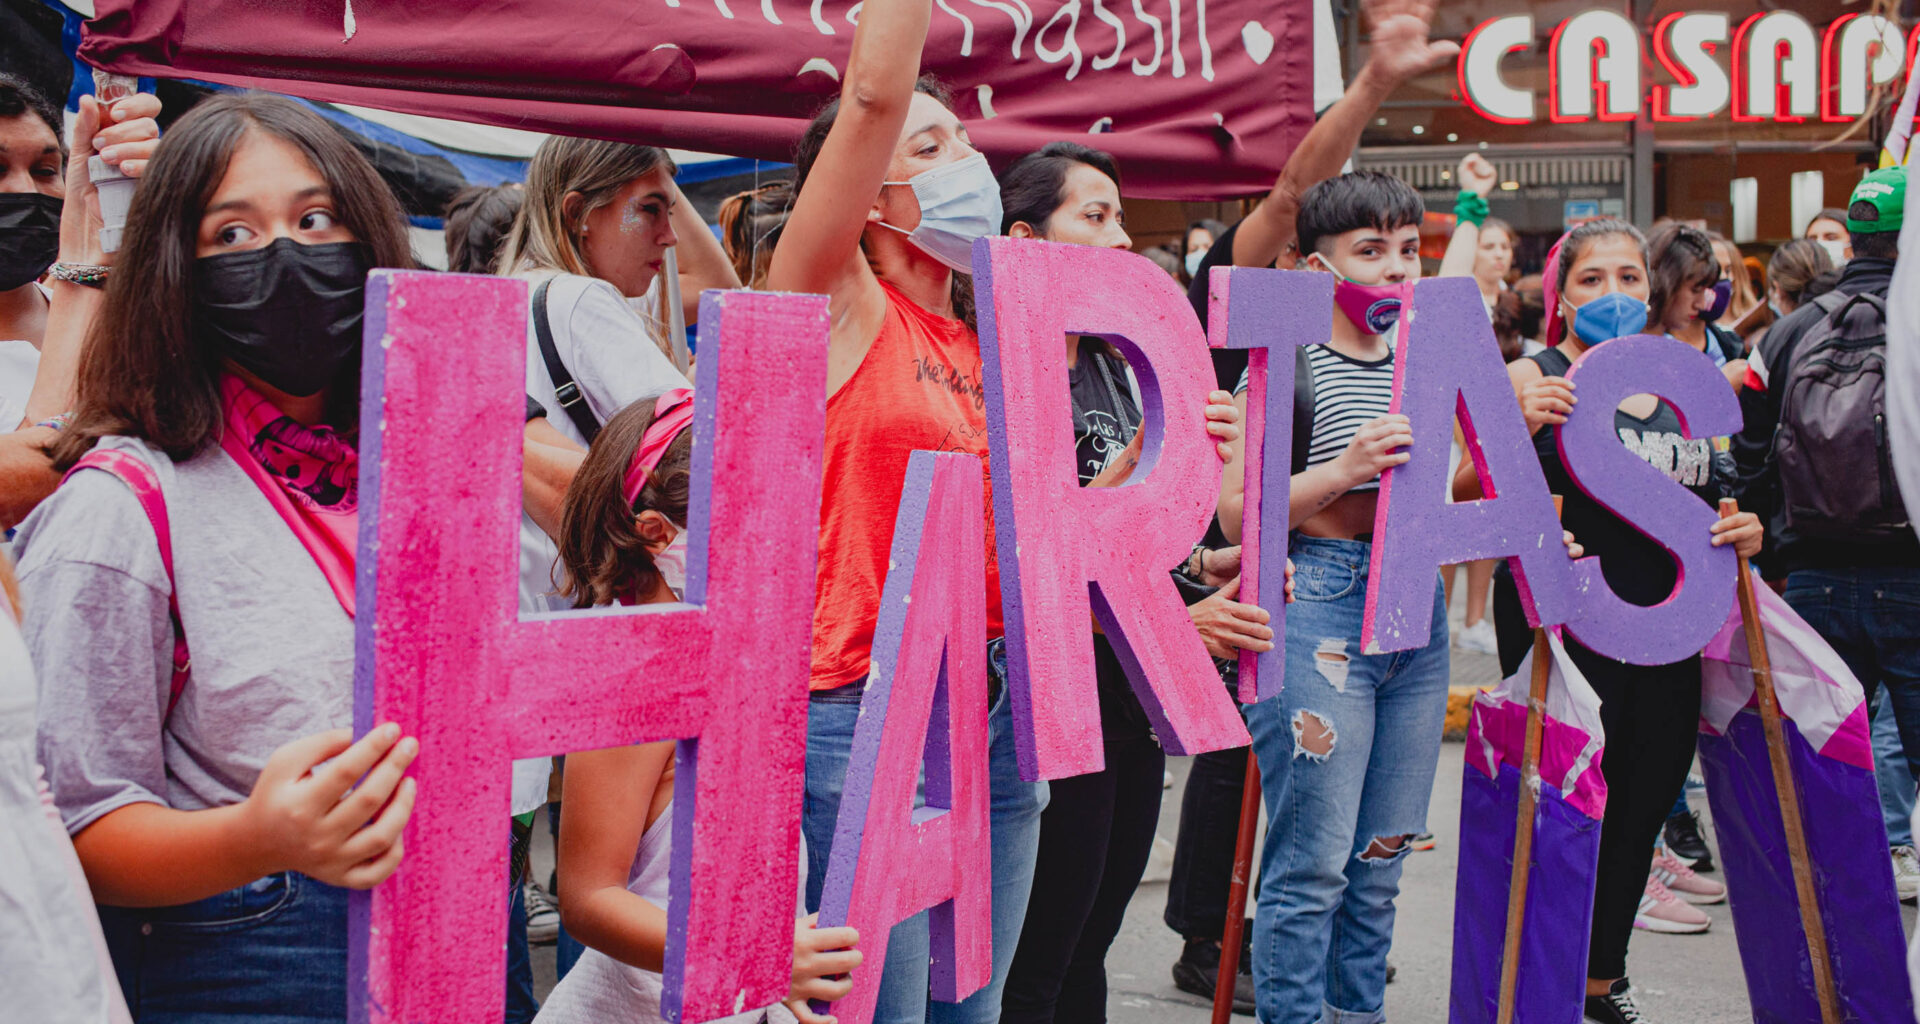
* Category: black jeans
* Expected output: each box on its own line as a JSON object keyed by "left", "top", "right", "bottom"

{"left": 1163, "top": 744, "right": 1250, "bottom": 941}
{"left": 1003, "top": 654, "right": 1166, "bottom": 1024}
{"left": 1494, "top": 571, "right": 1700, "bottom": 981}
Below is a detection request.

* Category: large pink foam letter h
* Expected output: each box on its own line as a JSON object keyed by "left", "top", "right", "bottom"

{"left": 1208, "top": 266, "right": 1334, "bottom": 702}
{"left": 1557, "top": 334, "right": 1739, "bottom": 664}
{"left": 1363, "top": 276, "right": 1574, "bottom": 654}
{"left": 817, "top": 451, "right": 994, "bottom": 1024}
{"left": 973, "top": 238, "right": 1250, "bottom": 781}
{"left": 350, "top": 272, "right": 829, "bottom": 1024}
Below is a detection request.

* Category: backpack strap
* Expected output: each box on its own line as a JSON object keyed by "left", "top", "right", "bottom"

{"left": 533, "top": 278, "right": 602, "bottom": 444}
{"left": 64, "top": 450, "right": 190, "bottom": 723}
{"left": 1291, "top": 346, "right": 1315, "bottom": 476}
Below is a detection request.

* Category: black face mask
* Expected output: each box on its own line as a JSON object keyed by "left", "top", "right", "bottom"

{"left": 0, "top": 192, "right": 61, "bottom": 292}
{"left": 193, "top": 238, "right": 372, "bottom": 397}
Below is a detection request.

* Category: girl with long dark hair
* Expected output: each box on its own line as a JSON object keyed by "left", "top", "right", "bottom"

{"left": 20, "top": 93, "right": 419, "bottom": 1021}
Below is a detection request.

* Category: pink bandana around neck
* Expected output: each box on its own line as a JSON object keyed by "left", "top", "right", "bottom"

{"left": 218, "top": 375, "right": 358, "bottom": 616}
{"left": 622, "top": 388, "right": 695, "bottom": 506}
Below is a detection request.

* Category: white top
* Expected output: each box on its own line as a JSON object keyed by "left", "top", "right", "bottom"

{"left": 513, "top": 272, "right": 686, "bottom": 816}
{"left": 0, "top": 283, "right": 51, "bottom": 433}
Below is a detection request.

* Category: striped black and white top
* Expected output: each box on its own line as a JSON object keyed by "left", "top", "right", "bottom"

{"left": 1300, "top": 344, "right": 1395, "bottom": 491}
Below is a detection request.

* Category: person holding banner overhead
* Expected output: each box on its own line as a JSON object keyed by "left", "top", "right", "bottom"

{"left": 766, "top": 2, "right": 1040, "bottom": 1018}
{"left": 1478, "top": 218, "right": 1761, "bottom": 1024}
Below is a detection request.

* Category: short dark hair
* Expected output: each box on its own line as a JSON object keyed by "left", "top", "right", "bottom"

{"left": 1646, "top": 221, "right": 1720, "bottom": 328}
{"left": 1852, "top": 227, "right": 1898, "bottom": 261}
{"left": 442, "top": 184, "right": 523, "bottom": 275}
{"left": 0, "top": 73, "right": 64, "bottom": 159}
{"left": 997, "top": 141, "right": 1119, "bottom": 235}
{"left": 1295, "top": 171, "right": 1424, "bottom": 258}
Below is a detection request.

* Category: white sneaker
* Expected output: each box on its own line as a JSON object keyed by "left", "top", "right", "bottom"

{"left": 1892, "top": 845, "right": 1920, "bottom": 904}
{"left": 1457, "top": 620, "right": 1499, "bottom": 655}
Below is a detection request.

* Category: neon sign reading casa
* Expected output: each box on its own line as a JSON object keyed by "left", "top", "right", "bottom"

{"left": 1459, "top": 11, "right": 1919, "bottom": 124}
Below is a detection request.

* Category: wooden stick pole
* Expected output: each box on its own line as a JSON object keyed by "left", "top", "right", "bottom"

{"left": 1719, "top": 497, "right": 1841, "bottom": 1024}
{"left": 1212, "top": 749, "right": 1264, "bottom": 1024}
{"left": 1496, "top": 496, "right": 1561, "bottom": 1024}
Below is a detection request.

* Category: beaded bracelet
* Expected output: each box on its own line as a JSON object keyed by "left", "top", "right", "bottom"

{"left": 1453, "top": 190, "right": 1491, "bottom": 228}
{"left": 47, "top": 262, "right": 111, "bottom": 288}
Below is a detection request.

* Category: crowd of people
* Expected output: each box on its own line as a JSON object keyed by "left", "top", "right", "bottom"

{"left": 0, "top": 0, "right": 1914, "bottom": 1022}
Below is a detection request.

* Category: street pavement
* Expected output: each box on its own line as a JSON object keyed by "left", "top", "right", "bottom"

{"left": 531, "top": 635, "right": 1918, "bottom": 1022}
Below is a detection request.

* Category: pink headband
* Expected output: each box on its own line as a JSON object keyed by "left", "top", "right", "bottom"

{"left": 622, "top": 388, "right": 694, "bottom": 506}
{"left": 1541, "top": 231, "right": 1571, "bottom": 348}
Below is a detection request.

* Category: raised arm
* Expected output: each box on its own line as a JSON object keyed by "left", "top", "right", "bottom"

{"left": 1437, "top": 153, "right": 1498, "bottom": 279}
{"left": 1228, "top": 0, "right": 1457, "bottom": 269}
{"left": 667, "top": 182, "right": 740, "bottom": 324}
{"left": 765, "top": 0, "right": 930, "bottom": 303}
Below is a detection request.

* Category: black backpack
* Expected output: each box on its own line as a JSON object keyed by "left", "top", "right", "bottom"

{"left": 1772, "top": 290, "right": 1910, "bottom": 541}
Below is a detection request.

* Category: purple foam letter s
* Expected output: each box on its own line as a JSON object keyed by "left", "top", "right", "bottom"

{"left": 816, "top": 451, "right": 993, "bottom": 1024}
{"left": 1364, "top": 276, "right": 1574, "bottom": 654}
{"left": 351, "top": 272, "right": 828, "bottom": 1024}
{"left": 1556, "top": 333, "right": 1739, "bottom": 664}
{"left": 974, "top": 238, "right": 1250, "bottom": 781}
{"left": 1208, "top": 266, "right": 1332, "bottom": 702}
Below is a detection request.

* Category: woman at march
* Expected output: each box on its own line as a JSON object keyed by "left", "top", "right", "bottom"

{"left": 767, "top": 1, "right": 1240, "bottom": 1015}
{"left": 1178, "top": 218, "right": 1226, "bottom": 285}
{"left": 993, "top": 142, "right": 1274, "bottom": 1024}
{"left": 1647, "top": 222, "right": 1747, "bottom": 390}
{"left": 534, "top": 393, "right": 860, "bottom": 1024}
{"left": 1707, "top": 231, "right": 1768, "bottom": 342}
{"left": 19, "top": 93, "right": 419, "bottom": 1020}
{"left": 1480, "top": 218, "right": 1760, "bottom": 1024}
{"left": 1741, "top": 239, "right": 1834, "bottom": 359}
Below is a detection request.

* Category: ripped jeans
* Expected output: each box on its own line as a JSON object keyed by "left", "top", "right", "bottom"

{"left": 1244, "top": 535, "right": 1449, "bottom": 1024}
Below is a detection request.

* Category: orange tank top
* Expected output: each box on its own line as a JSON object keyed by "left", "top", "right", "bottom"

{"left": 810, "top": 281, "right": 1002, "bottom": 691}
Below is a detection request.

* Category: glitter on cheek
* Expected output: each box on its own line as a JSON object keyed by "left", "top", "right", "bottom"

{"left": 620, "top": 199, "right": 647, "bottom": 233}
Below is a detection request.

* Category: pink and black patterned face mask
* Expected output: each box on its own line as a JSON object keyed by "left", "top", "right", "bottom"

{"left": 1310, "top": 253, "right": 1410, "bottom": 336}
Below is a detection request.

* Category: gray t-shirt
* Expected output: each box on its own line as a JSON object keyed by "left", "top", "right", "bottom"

{"left": 15, "top": 436, "right": 351, "bottom": 834}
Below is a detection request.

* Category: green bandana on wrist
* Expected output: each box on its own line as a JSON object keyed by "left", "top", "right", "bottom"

{"left": 1454, "top": 190, "right": 1490, "bottom": 228}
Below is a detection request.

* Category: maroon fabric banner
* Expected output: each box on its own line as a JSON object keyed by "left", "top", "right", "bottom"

{"left": 79, "top": 0, "right": 1311, "bottom": 200}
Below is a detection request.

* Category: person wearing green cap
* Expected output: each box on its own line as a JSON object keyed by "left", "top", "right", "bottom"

{"left": 1732, "top": 164, "right": 1920, "bottom": 904}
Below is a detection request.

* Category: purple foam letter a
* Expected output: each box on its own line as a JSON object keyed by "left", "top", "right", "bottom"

{"left": 351, "top": 272, "right": 828, "bottom": 1024}
{"left": 817, "top": 451, "right": 993, "bottom": 1024}
{"left": 1208, "top": 266, "right": 1333, "bottom": 702}
{"left": 1364, "top": 276, "right": 1573, "bottom": 654}
{"left": 974, "top": 237, "right": 1249, "bottom": 781}
{"left": 1557, "top": 334, "right": 1739, "bottom": 664}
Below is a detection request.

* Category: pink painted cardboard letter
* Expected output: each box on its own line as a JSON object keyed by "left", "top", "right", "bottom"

{"left": 1556, "top": 333, "right": 1739, "bottom": 664}
{"left": 1364, "top": 276, "right": 1573, "bottom": 654}
{"left": 1208, "top": 266, "right": 1333, "bottom": 702}
{"left": 816, "top": 451, "right": 993, "bottom": 1024}
{"left": 973, "top": 237, "right": 1250, "bottom": 781}
{"left": 350, "top": 271, "right": 829, "bottom": 1023}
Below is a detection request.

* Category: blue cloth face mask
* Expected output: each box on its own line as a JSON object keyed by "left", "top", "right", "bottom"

{"left": 1185, "top": 248, "right": 1207, "bottom": 275}
{"left": 1567, "top": 291, "right": 1649, "bottom": 347}
{"left": 878, "top": 153, "right": 1003, "bottom": 274}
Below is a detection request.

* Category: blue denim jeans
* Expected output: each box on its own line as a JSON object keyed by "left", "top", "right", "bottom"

{"left": 1245, "top": 535, "right": 1449, "bottom": 1024}
{"left": 98, "top": 871, "right": 348, "bottom": 1022}
{"left": 1873, "top": 687, "right": 1918, "bottom": 847}
{"left": 804, "top": 673, "right": 1048, "bottom": 1024}
{"left": 506, "top": 863, "right": 539, "bottom": 1023}
{"left": 1784, "top": 568, "right": 1920, "bottom": 782}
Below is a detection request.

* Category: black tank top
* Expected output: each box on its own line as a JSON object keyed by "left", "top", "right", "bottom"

{"left": 1523, "top": 346, "right": 1731, "bottom": 607}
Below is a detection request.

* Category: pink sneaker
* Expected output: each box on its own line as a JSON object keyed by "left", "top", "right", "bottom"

{"left": 1653, "top": 846, "right": 1727, "bottom": 906}
{"left": 1635, "top": 876, "right": 1711, "bottom": 934}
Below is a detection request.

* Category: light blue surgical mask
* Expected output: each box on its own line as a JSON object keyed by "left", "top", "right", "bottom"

{"left": 878, "top": 153, "right": 1003, "bottom": 274}
{"left": 1185, "top": 248, "right": 1207, "bottom": 275}
{"left": 1567, "top": 291, "right": 1648, "bottom": 347}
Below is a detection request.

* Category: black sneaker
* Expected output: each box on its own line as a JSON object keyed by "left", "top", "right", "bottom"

{"left": 1584, "top": 978, "right": 1649, "bottom": 1023}
{"left": 1664, "top": 810, "right": 1715, "bottom": 873}
{"left": 1170, "top": 937, "right": 1255, "bottom": 1015}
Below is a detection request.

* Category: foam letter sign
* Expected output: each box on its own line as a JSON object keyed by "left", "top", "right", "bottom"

{"left": 351, "top": 272, "right": 829, "bottom": 1024}
{"left": 817, "top": 451, "right": 993, "bottom": 1024}
{"left": 1208, "top": 265, "right": 1333, "bottom": 702}
{"left": 1556, "top": 334, "right": 1739, "bottom": 664}
{"left": 974, "top": 237, "right": 1250, "bottom": 781}
{"left": 1364, "top": 276, "right": 1573, "bottom": 655}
